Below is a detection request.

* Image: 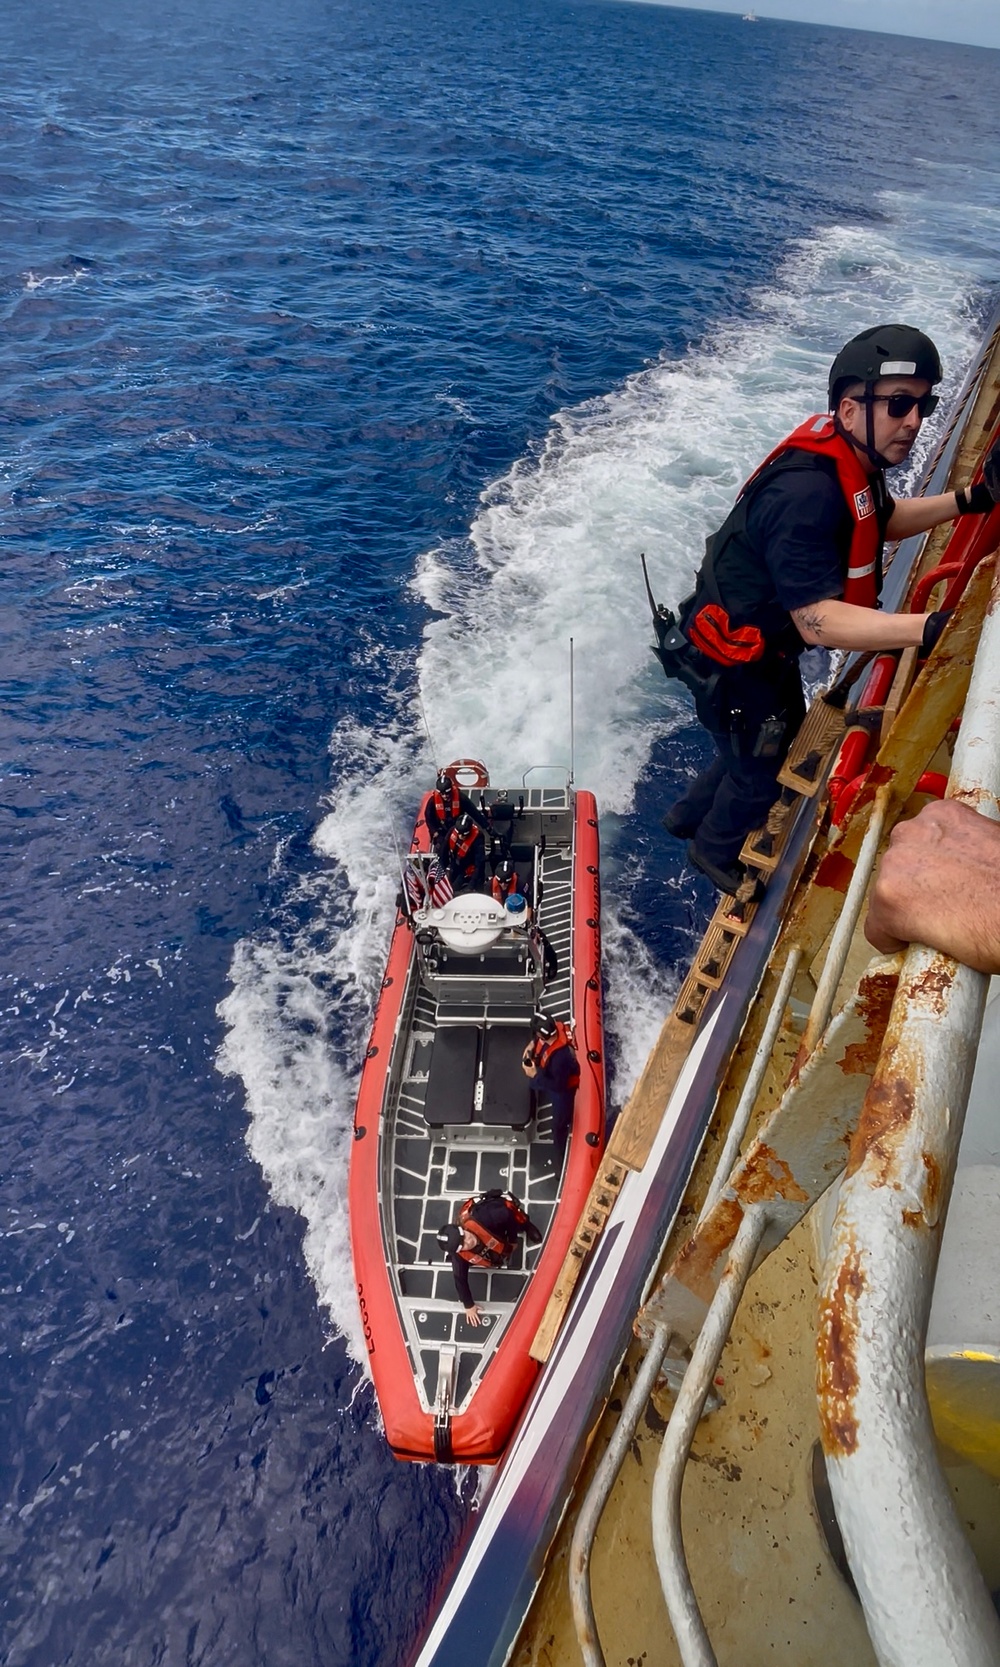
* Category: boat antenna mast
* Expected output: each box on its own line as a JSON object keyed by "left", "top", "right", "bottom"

{"left": 416, "top": 688, "right": 438, "bottom": 769}
{"left": 569, "top": 636, "right": 575, "bottom": 788}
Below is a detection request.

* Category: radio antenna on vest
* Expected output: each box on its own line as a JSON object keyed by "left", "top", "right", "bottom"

{"left": 568, "top": 637, "right": 575, "bottom": 788}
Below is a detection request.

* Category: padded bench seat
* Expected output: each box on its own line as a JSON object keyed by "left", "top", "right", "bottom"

{"left": 481, "top": 1027, "right": 534, "bottom": 1128}
{"left": 423, "top": 1024, "right": 535, "bottom": 1130}
{"left": 425, "top": 1026, "right": 479, "bottom": 1127}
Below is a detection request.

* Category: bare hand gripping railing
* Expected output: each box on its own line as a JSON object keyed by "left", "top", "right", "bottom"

{"left": 816, "top": 556, "right": 1000, "bottom": 1667}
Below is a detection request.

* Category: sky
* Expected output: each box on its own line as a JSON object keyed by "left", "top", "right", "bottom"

{"left": 630, "top": 0, "right": 1000, "bottom": 49}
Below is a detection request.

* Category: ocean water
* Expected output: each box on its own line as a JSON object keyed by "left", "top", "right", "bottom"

{"left": 2, "top": 0, "right": 999, "bottom": 1660}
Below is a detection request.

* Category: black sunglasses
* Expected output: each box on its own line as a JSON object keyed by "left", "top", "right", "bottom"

{"left": 856, "top": 391, "right": 939, "bottom": 420}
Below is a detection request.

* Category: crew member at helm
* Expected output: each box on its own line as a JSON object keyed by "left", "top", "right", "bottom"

{"left": 522, "top": 1010, "right": 580, "bottom": 1168}
{"left": 661, "top": 324, "right": 1000, "bottom": 894}
{"left": 491, "top": 855, "right": 522, "bottom": 904}
{"left": 437, "top": 1190, "right": 542, "bottom": 1327}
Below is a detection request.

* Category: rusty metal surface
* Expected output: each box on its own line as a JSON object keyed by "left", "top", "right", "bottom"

{"left": 816, "top": 551, "right": 1000, "bottom": 1667}
{"left": 637, "top": 958, "right": 900, "bottom": 1349}
{"left": 650, "top": 1208, "right": 769, "bottom": 1667}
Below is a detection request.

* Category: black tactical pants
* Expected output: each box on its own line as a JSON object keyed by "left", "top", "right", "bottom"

{"left": 669, "top": 661, "right": 805, "bottom": 870}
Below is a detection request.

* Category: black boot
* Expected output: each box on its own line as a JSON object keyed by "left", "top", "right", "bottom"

{"left": 661, "top": 804, "right": 699, "bottom": 839}
{"left": 686, "top": 841, "right": 745, "bottom": 895}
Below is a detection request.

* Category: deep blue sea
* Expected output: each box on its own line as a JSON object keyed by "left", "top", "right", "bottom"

{"left": 2, "top": 0, "right": 999, "bottom": 1661}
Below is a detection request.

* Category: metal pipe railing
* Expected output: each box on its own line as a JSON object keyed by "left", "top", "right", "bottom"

{"left": 569, "top": 1323, "right": 675, "bottom": 1667}
{"left": 701, "top": 948, "right": 802, "bottom": 1220}
{"left": 800, "top": 788, "right": 889, "bottom": 1055}
{"left": 817, "top": 553, "right": 1000, "bottom": 1667}
{"left": 650, "top": 1207, "right": 770, "bottom": 1667}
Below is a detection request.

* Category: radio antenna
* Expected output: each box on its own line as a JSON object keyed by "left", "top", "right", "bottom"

{"left": 569, "top": 636, "right": 575, "bottom": 787}
{"left": 416, "top": 690, "right": 438, "bottom": 767}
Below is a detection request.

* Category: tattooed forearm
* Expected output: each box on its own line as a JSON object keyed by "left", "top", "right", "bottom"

{"left": 792, "top": 605, "right": 827, "bottom": 642}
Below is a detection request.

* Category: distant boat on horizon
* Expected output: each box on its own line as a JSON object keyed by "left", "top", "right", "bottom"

{"left": 742, "top": 9, "right": 758, "bottom": 18}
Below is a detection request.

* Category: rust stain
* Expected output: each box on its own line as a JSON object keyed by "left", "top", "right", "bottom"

{"left": 789, "top": 1040, "right": 808, "bottom": 1085}
{"left": 839, "top": 967, "right": 898, "bottom": 1076}
{"left": 952, "top": 786, "right": 1000, "bottom": 815}
{"left": 673, "top": 1196, "right": 743, "bottom": 1305}
{"left": 922, "top": 1150, "right": 943, "bottom": 1217}
{"left": 736, "top": 1141, "right": 809, "bottom": 1205}
{"left": 904, "top": 961, "right": 955, "bottom": 1012}
{"left": 845, "top": 1069, "right": 914, "bottom": 1182}
{"left": 903, "top": 1152, "right": 943, "bottom": 1229}
{"left": 814, "top": 850, "right": 854, "bottom": 893}
{"left": 817, "top": 1242, "right": 865, "bottom": 1456}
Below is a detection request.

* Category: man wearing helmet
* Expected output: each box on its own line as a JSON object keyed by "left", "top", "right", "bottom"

{"left": 663, "top": 324, "right": 1000, "bottom": 894}
{"left": 424, "top": 768, "right": 489, "bottom": 853}
{"left": 521, "top": 1010, "right": 580, "bottom": 1168}
{"left": 436, "top": 1191, "right": 542, "bottom": 1327}
{"left": 446, "top": 809, "right": 488, "bottom": 893}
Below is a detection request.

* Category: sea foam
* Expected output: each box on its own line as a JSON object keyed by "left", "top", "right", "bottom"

{"left": 218, "top": 198, "right": 987, "bottom": 1366}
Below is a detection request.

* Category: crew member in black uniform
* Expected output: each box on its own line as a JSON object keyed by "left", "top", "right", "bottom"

{"left": 445, "top": 811, "right": 487, "bottom": 893}
{"left": 437, "top": 1191, "right": 543, "bottom": 1327}
{"left": 522, "top": 1011, "right": 580, "bottom": 1168}
{"left": 661, "top": 324, "right": 1000, "bottom": 893}
{"left": 424, "top": 769, "right": 489, "bottom": 853}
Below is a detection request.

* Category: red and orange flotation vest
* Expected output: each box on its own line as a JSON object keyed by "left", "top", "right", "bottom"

{"left": 686, "top": 416, "right": 883, "bottom": 667}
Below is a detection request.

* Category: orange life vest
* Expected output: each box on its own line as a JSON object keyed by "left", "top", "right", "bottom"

{"left": 686, "top": 416, "right": 883, "bottom": 667}
{"left": 448, "top": 820, "right": 480, "bottom": 864}
{"left": 749, "top": 416, "right": 882, "bottom": 609}
{"left": 431, "top": 779, "right": 461, "bottom": 826}
{"left": 491, "top": 869, "right": 518, "bottom": 903}
{"left": 530, "top": 1021, "right": 580, "bottom": 1087}
{"left": 456, "top": 1192, "right": 528, "bottom": 1267}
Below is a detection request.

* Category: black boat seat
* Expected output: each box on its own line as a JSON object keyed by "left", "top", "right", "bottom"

{"left": 425, "top": 1026, "right": 479, "bottom": 1127}
{"left": 424, "top": 1024, "right": 535, "bottom": 1129}
{"left": 481, "top": 1028, "right": 534, "bottom": 1128}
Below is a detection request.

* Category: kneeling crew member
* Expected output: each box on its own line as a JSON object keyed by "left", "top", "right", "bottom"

{"left": 663, "top": 324, "right": 1000, "bottom": 894}
{"left": 522, "top": 1011, "right": 580, "bottom": 1168}
{"left": 437, "top": 1190, "right": 542, "bottom": 1327}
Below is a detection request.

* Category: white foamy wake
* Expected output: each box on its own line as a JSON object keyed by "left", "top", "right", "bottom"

{"left": 218, "top": 195, "right": 997, "bottom": 1361}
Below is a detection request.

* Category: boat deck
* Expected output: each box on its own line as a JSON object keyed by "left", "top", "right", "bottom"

{"left": 384, "top": 836, "right": 577, "bottom": 1415}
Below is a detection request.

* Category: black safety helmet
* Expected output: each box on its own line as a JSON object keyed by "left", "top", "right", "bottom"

{"left": 435, "top": 769, "right": 454, "bottom": 795}
{"left": 436, "top": 1223, "right": 462, "bottom": 1254}
{"left": 497, "top": 857, "right": 514, "bottom": 879}
{"left": 533, "top": 1010, "right": 557, "bottom": 1038}
{"left": 828, "top": 324, "right": 942, "bottom": 411}
{"left": 456, "top": 811, "right": 474, "bottom": 835}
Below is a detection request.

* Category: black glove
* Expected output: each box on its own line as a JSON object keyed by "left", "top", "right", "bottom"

{"left": 921, "top": 610, "right": 952, "bottom": 656}
{"left": 959, "top": 437, "right": 1000, "bottom": 511}
{"left": 956, "top": 481, "right": 994, "bottom": 515}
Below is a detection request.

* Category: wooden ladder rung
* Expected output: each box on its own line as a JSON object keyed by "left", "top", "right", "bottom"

{"left": 778, "top": 696, "right": 848, "bottom": 797}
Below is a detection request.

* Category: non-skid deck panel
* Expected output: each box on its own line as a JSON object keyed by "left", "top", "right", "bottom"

{"left": 388, "top": 1122, "right": 561, "bottom": 1409}
{"left": 536, "top": 848, "right": 573, "bottom": 1018}
{"left": 390, "top": 1135, "right": 560, "bottom": 1271}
